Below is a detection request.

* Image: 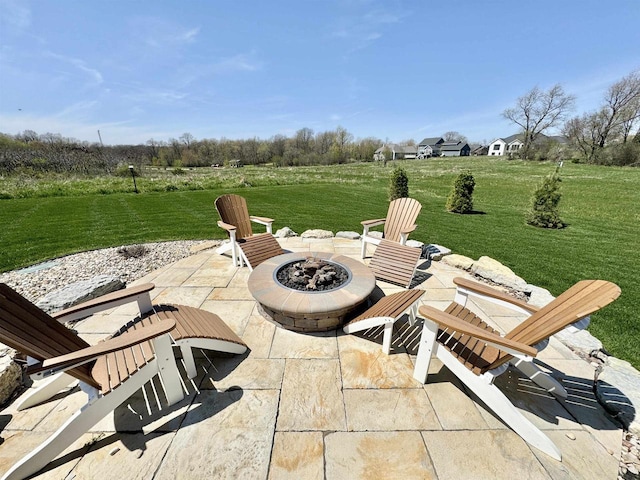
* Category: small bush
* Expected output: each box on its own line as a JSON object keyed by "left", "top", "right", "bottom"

{"left": 172, "top": 167, "right": 186, "bottom": 175}
{"left": 526, "top": 169, "right": 566, "bottom": 228}
{"left": 446, "top": 171, "right": 475, "bottom": 214}
{"left": 389, "top": 167, "right": 409, "bottom": 201}
{"left": 115, "top": 165, "right": 140, "bottom": 177}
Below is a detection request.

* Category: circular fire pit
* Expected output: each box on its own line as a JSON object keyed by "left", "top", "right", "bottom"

{"left": 248, "top": 252, "right": 376, "bottom": 332}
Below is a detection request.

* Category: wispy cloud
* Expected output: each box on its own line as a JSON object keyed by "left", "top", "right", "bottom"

{"left": 44, "top": 51, "right": 103, "bottom": 85}
{"left": 55, "top": 100, "right": 99, "bottom": 119}
{"left": 130, "top": 17, "right": 200, "bottom": 48}
{"left": 330, "top": 5, "right": 406, "bottom": 55}
{"left": 0, "top": 0, "right": 31, "bottom": 32}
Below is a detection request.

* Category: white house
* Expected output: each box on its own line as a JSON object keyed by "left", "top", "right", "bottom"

{"left": 488, "top": 134, "right": 524, "bottom": 156}
{"left": 373, "top": 144, "right": 417, "bottom": 161}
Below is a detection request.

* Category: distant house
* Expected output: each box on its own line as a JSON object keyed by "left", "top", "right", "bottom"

{"left": 488, "top": 134, "right": 568, "bottom": 156}
{"left": 439, "top": 141, "right": 471, "bottom": 157}
{"left": 488, "top": 134, "right": 525, "bottom": 156}
{"left": 470, "top": 144, "right": 489, "bottom": 156}
{"left": 373, "top": 144, "right": 417, "bottom": 161}
{"left": 417, "top": 137, "right": 444, "bottom": 158}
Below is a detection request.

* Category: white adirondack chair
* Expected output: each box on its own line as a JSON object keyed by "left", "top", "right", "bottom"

{"left": 412, "top": 277, "right": 621, "bottom": 460}
{"left": 215, "top": 194, "right": 283, "bottom": 268}
{"left": 0, "top": 282, "right": 247, "bottom": 479}
{"left": 360, "top": 197, "right": 422, "bottom": 258}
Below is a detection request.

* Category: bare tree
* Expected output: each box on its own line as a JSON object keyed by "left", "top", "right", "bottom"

{"left": 598, "top": 70, "right": 640, "bottom": 146}
{"left": 179, "top": 132, "right": 195, "bottom": 149}
{"left": 503, "top": 84, "right": 575, "bottom": 159}
{"left": 563, "top": 70, "right": 640, "bottom": 161}
{"left": 442, "top": 131, "right": 468, "bottom": 143}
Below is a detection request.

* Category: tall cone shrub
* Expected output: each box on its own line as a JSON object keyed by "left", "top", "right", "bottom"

{"left": 446, "top": 171, "right": 475, "bottom": 214}
{"left": 526, "top": 169, "right": 566, "bottom": 228}
{"left": 389, "top": 166, "right": 409, "bottom": 201}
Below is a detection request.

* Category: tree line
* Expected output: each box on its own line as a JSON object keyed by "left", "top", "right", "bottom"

{"left": 503, "top": 70, "right": 640, "bottom": 165}
{"left": 0, "top": 126, "right": 383, "bottom": 175}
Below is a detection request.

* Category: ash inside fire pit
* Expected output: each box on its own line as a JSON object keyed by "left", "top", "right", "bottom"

{"left": 276, "top": 257, "right": 350, "bottom": 292}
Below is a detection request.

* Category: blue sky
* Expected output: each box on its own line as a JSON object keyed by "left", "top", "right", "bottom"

{"left": 1, "top": 1, "right": 639, "bottom": 145}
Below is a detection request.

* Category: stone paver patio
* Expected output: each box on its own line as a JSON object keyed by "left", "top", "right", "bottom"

{"left": 0, "top": 237, "right": 623, "bottom": 479}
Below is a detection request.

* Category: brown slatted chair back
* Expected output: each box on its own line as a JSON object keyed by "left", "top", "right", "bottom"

{"left": 0, "top": 283, "right": 99, "bottom": 387}
{"left": 215, "top": 194, "right": 253, "bottom": 240}
{"left": 383, "top": 197, "right": 422, "bottom": 243}
{"left": 446, "top": 279, "right": 621, "bottom": 374}
{"left": 368, "top": 239, "right": 422, "bottom": 288}
{"left": 505, "top": 279, "right": 620, "bottom": 347}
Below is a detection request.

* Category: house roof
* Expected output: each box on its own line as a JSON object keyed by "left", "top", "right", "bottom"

{"left": 440, "top": 142, "right": 470, "bottom": 152}
{"left": 418, "top": 137, "right": 444, "bottom": 147}
{"left": 374, "top": 144, "right": 417, "bottom": 154}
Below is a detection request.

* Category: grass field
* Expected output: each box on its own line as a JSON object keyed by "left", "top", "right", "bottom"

{"left": 0, "top": 158, "right": 638, "bottom": 368}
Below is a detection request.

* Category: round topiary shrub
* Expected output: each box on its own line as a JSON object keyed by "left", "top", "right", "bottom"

{"left": 389, "top": 167, "right": 409, "bottom": 201}
{"left": 526, "top": 170, "right": 566, "bottom": 228}
{"left": 446, "top": 171, "right": 475, "bottom": 214}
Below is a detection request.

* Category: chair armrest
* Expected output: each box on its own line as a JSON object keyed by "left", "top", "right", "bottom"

{"left": 361, "top": 218, "right": 386, "bottom": 227}
{"left": 250, "top": 216, "right": 274, "bottom": 226}
{"left": 217, "top": 220, "right": 237, "bottom": 232}
{"left": 52, "top": 283, "right": 155, "bottom": 322}
{"left": 419, "top": 305, "right": 537, "bottom": 357}
{"left": 400, "top": 224, "right": 417, "bottom": 235}
{"left": 27, "top": 318, "right": 177, "bottom": 378}
{"left": 453, "top": 277, "right": 538, "bottom": 315}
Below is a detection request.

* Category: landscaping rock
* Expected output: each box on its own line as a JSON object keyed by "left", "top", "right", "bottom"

{"left": 275, "top": 227, "right": 298, "bottom": 238}
{"left": 441, "top": 254, "right": 475, "bottom": 271}
{"left": 405, "top": 239, "right": 425, "bottom": 249}
{"left": 301, "top": 229, "right": 334, "bottom": 239}
{"left": 555, "top": 328, "right": 603, "bottom": 354}
{"left": 189, "top": 240, "right": 220, "bottom": 253}
{"left": 596, "top": 357, "right": 640, "bottom": 435}
{"left": 368, "top": 231, "right": 383, "bottom": 239}
{"left": 336, "top": 231, "right": 360, "bottom": 240}
{"left": 527, "top": 284, "right": 556, "bottom": 308}
{"left": 0, "top": 349, "right": 22, "bottom": 405}
{"left": 36, "top": 275, "right": 125, "bottom": 314}
{"left": 420, "top": 244, "right": 451, "bottom": 261}
{"left": 471, "top": 256, "right": 530, "bottom": 293}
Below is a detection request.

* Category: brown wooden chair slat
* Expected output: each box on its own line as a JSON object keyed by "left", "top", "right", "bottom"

{"left": 215, "top": 194, "right": 254, "bottom": 240}
{"left": 347, "top": 289, "right": 424, "bottom": 326}
{"left": 238, "top": 232, "right": 286, "bottom": 269}
{"left": 384, "top": 197, "right": 422, "bottom": 243}
{"left": 369, "top": 239, "right": 422, "bottom": 288}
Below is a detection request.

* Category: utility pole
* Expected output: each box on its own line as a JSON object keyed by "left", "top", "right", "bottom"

{"left": 97, "top": 130, "right": 103, "bottom": 146}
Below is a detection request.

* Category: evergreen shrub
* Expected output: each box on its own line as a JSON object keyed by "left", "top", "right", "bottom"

{"left": 446, "top": 171, "right": 475, "bottom": 213}
{"left": 389, "top": 166, "right": 409, "bottom": 201}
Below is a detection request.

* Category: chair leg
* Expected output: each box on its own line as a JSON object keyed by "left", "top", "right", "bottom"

{"left": 14, "top": 372, "right": 77, "bottom": 411}
{"left": 179, "top": 345, "right": 198, "bottom": 379}
{"left": 1, "top": 364, "right": 160, "bottom": 480}
{"left": 361, "top": 238, "right": 367, "bottom": 258}
{"left": 511, "top": 358, "right": 568, "bottom": 398}
{"left": 413, "top": 319, "right": 438, "bottom": 383}
{"left": 438, "top": 348, "right": 562, "bottom": 461}
{"left": 382, "top": 322, "right": 393, "bottom": 354}
{"left": 152, "top": 335, "right": 184, "bottom": 406}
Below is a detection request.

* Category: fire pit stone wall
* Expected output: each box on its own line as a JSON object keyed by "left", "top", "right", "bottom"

{"left": 248, "top": 252, "right": 376, "bottom": 332}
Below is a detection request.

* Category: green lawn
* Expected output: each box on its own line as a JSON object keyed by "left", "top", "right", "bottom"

{"left": 0, "top": 158, "right": 638, "bottom": 368}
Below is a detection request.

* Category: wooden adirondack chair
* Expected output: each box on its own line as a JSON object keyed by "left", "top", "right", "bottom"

{"left": 344, "top": 240, "right": 425, "bottom": 353}
{"left": 214, "top": 194, "right": 284, "bottom": 269}
{"left": 360, "top": 197, "right": 422, "bottom": 258}
{"left": 0, "top": 282, "right": 247, "bottom": 480}
{"left": 412, "top": 277, "right": 621, "bottom": 460}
